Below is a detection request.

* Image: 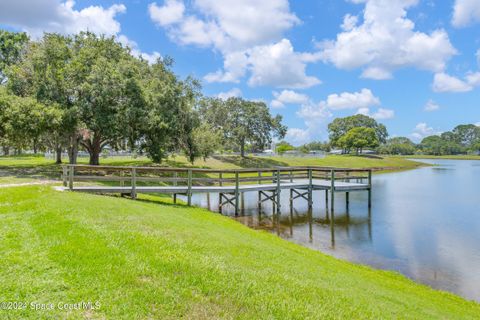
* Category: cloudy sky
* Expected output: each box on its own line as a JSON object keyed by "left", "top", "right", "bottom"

{"left": 1, "top": 0, "right": 479, "bottom": 144}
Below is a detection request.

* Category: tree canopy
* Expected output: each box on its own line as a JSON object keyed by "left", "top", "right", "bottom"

{"left": 200, "top": 97, "right": 286, "bottom": 157}
{"left": 328, "top": 114, "right": 387, "bottom": 153}
{"left": 0, "top": 30, "right": 287, "bottom": 164}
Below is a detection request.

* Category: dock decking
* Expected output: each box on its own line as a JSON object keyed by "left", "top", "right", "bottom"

{"left": 61, "top": 165, "right": 372, "bottom": 215}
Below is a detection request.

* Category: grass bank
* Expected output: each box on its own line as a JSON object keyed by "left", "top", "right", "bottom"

{"left": 0, "top": 154, "right": 425, "bottom": 184}
{"left": 401, "top": 155, "right": 480, "bottom": 160}
{"left": 0, "top": 186, "right": 478, "bottom": 319}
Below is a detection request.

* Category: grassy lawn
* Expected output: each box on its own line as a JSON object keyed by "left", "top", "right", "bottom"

{"left": 402, "top": 155, "right": 480, "bottom": 160}
{"left": 0, "top": 186, "right": 478, "bottom": 319}
{"left": 0, "top": 154, "right": 425, "bottom": 185}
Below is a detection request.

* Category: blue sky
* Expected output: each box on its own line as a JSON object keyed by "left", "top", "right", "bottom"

{"left": 0, "top": 0, "right": 479, "bottom": 145}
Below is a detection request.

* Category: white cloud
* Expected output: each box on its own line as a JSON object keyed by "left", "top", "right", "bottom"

{"left": 271, "top": 90, "right": 309, "bottom": 108}
{"left": 325, "top": 88, "right": 380, "bottom": 110}
{"left": 148, "top": 0, "right": 185, "bottom": 27}
{"left": 117, "top": 35, "right": 161, "bottom": 64}
{"left": 319, "top": 0, "right": 456, "bottom": 79}
{"left": 205, "top": 39, "right": 321, "bottom": 88}
{"left": 424, "top": 99, "right": 440, "bottom": 112}
{"left": 476, "top": 122, "right": 480, "bottom": 127}
{"left": 216, "top": 88, "right": 242, "bottom": 100}
{"left": 341, "top": 14, "right": 358, "bottom": 31}
{"left": 466, "top": 72, "right": 480, "bottom": 87}
{"left": 356, "top": 107, "right": 395, "bottom": 120}
{"left": 149, "top": 1, "right": 320, "bottom": 88}
{"left": 372, "top": 108, "right": 395, "bottom": 120}
{"left": 0, "top": 0, "right": 126, "bottom": 38}
{"left": 296, "top": 101, "right": 333, "bottom": 137}
{"left": 150, "top": 0, "right": 300, "bottom": 52}
{"left": 432, "top": 72, "right": 480, "bottom": 93}
{"left": 411, "top": 122, "right": 440, "bottom": 141}
{"left": 285, "top": 128, "right": 311, "bottom": 145}
{"left": 452, "top": 0, "right": 480, "bottom": 28}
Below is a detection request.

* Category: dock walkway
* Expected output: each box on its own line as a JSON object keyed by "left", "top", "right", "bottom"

{"left": 61, "top": 165, "right": 372, "bottom": 215}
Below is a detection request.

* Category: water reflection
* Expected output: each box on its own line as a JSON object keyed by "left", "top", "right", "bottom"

{"left": 187, "top": 159, "right": 480, "bottom": 302}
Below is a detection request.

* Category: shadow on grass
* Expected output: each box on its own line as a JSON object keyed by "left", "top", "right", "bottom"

{"left": 212, "top": 155, "right": 289, "bottom": 168}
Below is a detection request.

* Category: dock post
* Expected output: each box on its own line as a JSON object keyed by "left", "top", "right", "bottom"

{"left": 62, "top": 166, "right": 67, "bottom": 187}
{"left": 258, "top": 171, "right": 262, "bottom": 185}
{"left": 68, "top": 165, "right": 74, "bottom": 191}
{"left": 276, "top": 170, "right": 281, "bottom": 215}
{"left": 289, "top": 189, "right": 294, "bottom": 236}
{"left": 219, "top": 193, "right": 223, "bottom": 213}
{"left": 120, "top": 170, "right": 125, "bottom": 188}
{"left": 346, "top": 192, "right": 350, "bottom": 208}
{"left": 325, "top": 189, "right": 328, "bottom": 208}
{"left": 257, "top": 191, "right": 262, "bottom": 213}
{"left": 307, "top": 169, "right": 313, "bottom": 210}
{"left": 234, "top": 171, "right": 239, "bottom": 216}
{"left": 368, "top": 169, "right": 372, "bottom": 209}
{"left": 131, "top": 168, "right": 137, "bottom": 199}
{"left": 330, "top": 170, "right": 335, "bottom": 213}
{"left": 173, "top": 171, "right": 177, "bottom": 203}
{"left": 218, "top": 172, "right": 223, "bottom": 212}
{"left": 187, "top": 169, "right": 192, "bottom": 206}
{"left": 289, "top": 170, "right": 293, "bottom": 183}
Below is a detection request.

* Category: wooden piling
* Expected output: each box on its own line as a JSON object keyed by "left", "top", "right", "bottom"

{"left": 276, "top": 170, "right": 281, "bottom": 215}
{"left": 68, "top": 165, "right": 74, "bottom": 191}
{"left": 308, "top": 169, "right": 313, "bottom": 209}
{"left": 187, "top": 169, "right": 192, "bottom": 206}
{"left": 62, "top": 166, "right": 68, "bottom": 187}
{"left": 131, "top": 168, "right": 137, "bottom": 199}
{"left": 368, "top": 169, "right": 372, "bottom": 209}
{"left": 330, "top": 170, "right": 335, "bottom": 212}
{"left": 234, "top": 171, "right": 239, "bottom": 216}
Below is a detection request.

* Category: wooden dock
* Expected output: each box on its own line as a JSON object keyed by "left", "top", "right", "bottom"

{"left": 61, "top": 165, "right": 372, "bottom": 215}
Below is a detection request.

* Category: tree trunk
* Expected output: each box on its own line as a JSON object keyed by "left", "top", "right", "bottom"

{"left": 68, "top": 134, "right": 80, "bottom": 164}
{"left": 82, "top": 133, "right": 103, "bottom": 166}
{"left": 2, "top": 146, "right": 9, "bottom": 156}
{"left": 89, "top": 150, "right": 100, "bottom": 165}
{"left": 240, "top": 140, "right": 245, "bottom": 157}
{"left": 56, "top": 145, "right": 62, "bottom": 164}
{"left": 33, "top": 139, "right": 38, "bottom": 154}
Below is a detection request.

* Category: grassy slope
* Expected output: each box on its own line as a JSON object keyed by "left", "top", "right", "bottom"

{"left": 401, "top": 155, "right": 480, "bottom": 160}
{"left": 1, "top": 186, "right": 478, "bottom": 319}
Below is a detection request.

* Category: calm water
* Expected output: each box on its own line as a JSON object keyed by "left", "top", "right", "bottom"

{"left": 189, "top": 159, "right": 480, "bottom": 301}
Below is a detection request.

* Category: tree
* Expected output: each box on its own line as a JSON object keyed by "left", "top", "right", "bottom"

{"left": 452, "top": 124, "right": 480, "bottom": 148}
{"left": 184, "top": 123, "right": 222, "bottom": 163}
{"left": 200, "top": 97, "right": 287, "bottom": 157}
{"left": 337, "top": 127, "right": 379, "bottom": 155}
{"left": 0, "top": 88, "right": 62, "bottom": 153}
{"left": 276, "top": 141, "right": 294, "bottom": 154}
{"left": 328, "top": 114, "right": 388, "bottom": 151}
{"left": 420, "top": 135, "right": 463, "bottom": 155}
{"left": 378, "top": 137, "right": 416, "bottom": 155}
{"left": 0, "top": 30, "right": 28, "bottom": 84}
{"left": 7, "top": 33, "right": 75, "bottom": 163}
{"left": 299, "top": 141, "right": 331, "bottom": 153}
{"left": 141, "top": 63, "right": 201, "bottom": 163}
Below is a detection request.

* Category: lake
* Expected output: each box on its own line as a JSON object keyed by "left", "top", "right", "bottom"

{"left": 189, "top": 159, "right": 480, "bottom": 302}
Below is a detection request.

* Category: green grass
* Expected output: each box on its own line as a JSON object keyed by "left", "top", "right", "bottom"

{"left": 0, "top": 186, "right": 478, "bottom": 319}
{"left": 0, "top": 154, "right": 425, "bottom": 186}
{"left": 402, "top": 154, "right": 480, "bottom": 160}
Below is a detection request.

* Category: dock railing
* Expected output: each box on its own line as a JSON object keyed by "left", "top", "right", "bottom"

{"left": 62, "top": 165, "right": 371, "bottom": 187}
{"left": 61, "top": 165, "right": 372, "bottom": 215}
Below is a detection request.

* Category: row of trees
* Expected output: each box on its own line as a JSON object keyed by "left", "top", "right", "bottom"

{"left": 0, "top": 30, "right": 286, "bottom": 164}
{"left": 277, "top": 115, "right": 480, "bottom": 156}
